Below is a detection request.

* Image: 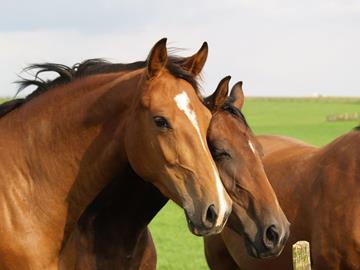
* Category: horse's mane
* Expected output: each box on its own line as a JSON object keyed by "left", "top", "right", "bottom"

{"left": 0, "top": 55, "right": 200, "bottom": 118}
{"left": 354, "top": 125, "right": 360, "bottom": 131}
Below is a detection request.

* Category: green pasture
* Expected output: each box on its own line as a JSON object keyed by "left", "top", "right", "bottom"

{"left": 149, "top": 97, "right": 360, "bottom": 270}
{"left": 1, "top": 97, "right": 359, "bottom": 269}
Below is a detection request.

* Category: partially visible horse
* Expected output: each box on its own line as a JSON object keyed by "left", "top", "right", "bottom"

{"left": 60, "top": 42, "right": 214, "bottom": 270}
{"left": 0, "top": 39, "right": 232, "bottom": 270}
{"left": 62, "top": 78, "right": 290, "bottom": 269}
{"left": 204, "top": 82, "right": 290, "bottom": 270}
{"left": 204, "top": 128, "right": 360, "bottom": 270}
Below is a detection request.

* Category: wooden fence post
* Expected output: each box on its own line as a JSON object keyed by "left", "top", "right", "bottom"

{"left": 292, "top": 241, "right": 311, "bottom": 270}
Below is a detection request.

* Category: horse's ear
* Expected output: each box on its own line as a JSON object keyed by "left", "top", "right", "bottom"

{"left": 205, "top": 76, "right": 231, "bottom": 112}
{"left": 180, "top": 42, "right": 208, "bottom": 76}
{"left": 147, "top": 38, "right": 168, "bottom": 78}
{"left": 230, "top": 81, "right": 245, "bottom": 110}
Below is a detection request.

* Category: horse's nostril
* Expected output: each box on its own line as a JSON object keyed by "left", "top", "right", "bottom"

{"left": 205, "top": 204, "right": 217, "bottom": 228}
{"left": 264, "top": 225, "right": 280, "bottom": 249}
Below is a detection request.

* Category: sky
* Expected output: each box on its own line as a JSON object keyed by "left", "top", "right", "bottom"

{"left": 1, "top": 0, "right": 359, "bottom": 97}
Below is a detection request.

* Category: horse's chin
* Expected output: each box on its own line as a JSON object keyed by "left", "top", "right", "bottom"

{"left": 227, "top": 212, "right": 262, "bottom": 258}
{"left": 184, "top": 210, "right": 209, "bottom": 236}
{"left": 243, "top": 233, "right": 285, "bottom": 259}
{"left": 244, "top": 235, "right": 260, "bottom": 258}
{"left": 184, "top": 210, "right": 226, "bottom": 236}
{"left": 185, "top": 214, "right": 202, "bottom": 236}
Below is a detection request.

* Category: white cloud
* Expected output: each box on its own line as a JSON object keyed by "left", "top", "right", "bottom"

{"left": 1, "top": 0, "right": 359, "bottom": 97}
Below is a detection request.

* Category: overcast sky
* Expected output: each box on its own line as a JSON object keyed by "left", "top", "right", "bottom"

{"left": 1, "top": 0, "right": 359, "bottom": 97}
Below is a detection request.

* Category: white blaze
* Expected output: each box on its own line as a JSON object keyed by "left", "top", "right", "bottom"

{"left": 174, "top": 91, "right": 228, "bottom": 226}
{"left": 248, "top": 140, "right": 256, "bottom": 154}
{"left": 174, "top": 91, "right": 206, "bottom": 150}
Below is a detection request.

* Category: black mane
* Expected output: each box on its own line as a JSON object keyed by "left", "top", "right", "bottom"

{"left": 0, "top": 56, "right": 200, "bottom": 118}
{"left": 354, "top": 125, "right": 360, "bottom": 131}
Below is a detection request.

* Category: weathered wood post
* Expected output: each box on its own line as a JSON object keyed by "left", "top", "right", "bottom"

{"left": 292, "top": 241, "right": 311, "bottom": 270}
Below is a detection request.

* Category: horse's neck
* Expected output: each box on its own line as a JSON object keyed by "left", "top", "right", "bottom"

{"left": 288, "top": 131, "right": 360, "bottom": 242}
{"left": 0, "top": 71, "right": 141, "bottom": 239}
{"left": 80, "top": 166, "right": 168, "bottom": 233}
{"left": 261, "top": 138, "right": 319, "bottom": 238}
{"left": 78, "top": 166, "right": 167, "bottom": 257}
{"left": 260, "top": 135, "right": 319, "bottom": 192}
{"left": 314, "top": 130, "right": 360, "bottom": 194}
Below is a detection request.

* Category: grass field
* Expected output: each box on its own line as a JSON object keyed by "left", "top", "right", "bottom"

{"left": 1, "top": 97, "right": 359, "bottom": 269}
{"left": 149, "top": 97, "right": 360, "bottom": 270}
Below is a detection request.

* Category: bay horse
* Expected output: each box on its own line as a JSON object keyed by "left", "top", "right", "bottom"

{"left": 204, "top": 82, "right": 290, "bottom": 269}
{"left": 61, "top": 78, "right": 290, "bottom": 269}
{"left": 204, "top": 128, "right": 360, "bottom": 269}
{"left": 0, "top": 38, "right": 232, "bottom": 270}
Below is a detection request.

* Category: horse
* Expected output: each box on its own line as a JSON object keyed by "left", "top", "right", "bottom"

{"left": 61, "top": 77, "right": 290, "bottom": 269}
{"left": 204, "top": 128, "right": 360, "bottom": 270}
{"left": 60, "top": 42, "right": 212, "bottom": 270}
{"left": 0, "top": 38, "right": 232, "bottom": 270}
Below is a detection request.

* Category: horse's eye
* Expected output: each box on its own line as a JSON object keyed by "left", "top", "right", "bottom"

{"left": 153, "top": 116, "right": 171, "bottom": 129}
{"left": 211, "top": 147, "right": 232, "bottom": 161}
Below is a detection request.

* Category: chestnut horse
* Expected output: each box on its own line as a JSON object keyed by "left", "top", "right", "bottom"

{"left": 0, "top": 39, "right": 232, "bottom": 270}
{"left": 61, "top": 78, "right": 290, "bottom": 269}
{"left": 204, "top": 129, "right": 360, "bottom": 270}
{"left": 60, "top": 42, "right": 213, "bottom": 269}
{"left": 204, "top": 82, "right": 290, "bottom": 269}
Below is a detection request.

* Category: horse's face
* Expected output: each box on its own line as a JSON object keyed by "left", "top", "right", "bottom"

{"left": 125, "top": 39, "right": 231, "bottom": 236}
{"left": 206, "top": 79, "right": 290, "bottom": 258}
